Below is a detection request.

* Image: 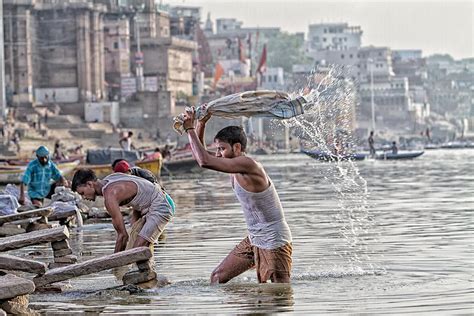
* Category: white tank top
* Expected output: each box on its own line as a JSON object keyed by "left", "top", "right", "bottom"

{"left": 102, "top": 173, "right": 171, "bottom": 215}
{"left": 233, "top": 176, "right": 292, "bottom": 249}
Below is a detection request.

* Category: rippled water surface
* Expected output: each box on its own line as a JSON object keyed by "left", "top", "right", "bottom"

{"left": 13, "top": 149, "right": 473, "bottom": 314}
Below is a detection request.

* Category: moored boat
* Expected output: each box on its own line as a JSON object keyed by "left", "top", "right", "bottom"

{"left": 302, "top": 149, "right": 424, "bottom": 161}
{"left": 77, "top": 158, "right": 163, "bottom": 179}
{"left": 0, "top": 160, "right": 81, "bottom": 184}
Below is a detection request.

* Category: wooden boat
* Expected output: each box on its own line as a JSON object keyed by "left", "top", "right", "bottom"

{"left": 302, "top": 149, "right": 424, "bottom": 161}
{"left": 301, "top": 149, "right": 365, "bottom": 161}
{"left": 0, "top": 160, "right": 81, "bottom": 184}
{"left": 373, "top": 151, "right": 424, "bottom": 160}
{"left": 161, "top": 157, "right": 200, "bottom": 176}
{"left": 77, "top": 158, "right": 163, "bottom": 179}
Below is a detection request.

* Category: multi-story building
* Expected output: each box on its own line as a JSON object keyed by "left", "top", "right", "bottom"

{"left": 260, "top": 67, "right": 285, "bottom": 91}
{"left": 357, "top": 46, "right": 394, "bottom": 82}
{"left": 307, "top": 23, "right": 362, "bottom": 52}
{"left": 3, "top": 0, "right": 106, "bottom": 105}
{"left": 104, "top": 16, "right": 131, "bottom": 99}
{"left": 358, "top": 76, "right": 412, "bottom": 128}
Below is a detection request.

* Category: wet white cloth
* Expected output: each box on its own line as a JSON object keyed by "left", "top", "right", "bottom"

{"left": 173, "top": 90, "right": 307, "bottom": 135}
{"left": 3, "top": 183, "right": 31, "bottom": 206}
{"left": 0, "top": 194, "right": 19, "bottom": 216}
{"left": 51, "top": 186, "right": 82, "bottom": 203}
{"left": 47, "top": 186, "right": 83, "bottom": 226}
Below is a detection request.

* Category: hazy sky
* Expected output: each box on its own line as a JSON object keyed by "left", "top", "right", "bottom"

{"left": 164, "top": 0, "right": 473, "bottom": 59}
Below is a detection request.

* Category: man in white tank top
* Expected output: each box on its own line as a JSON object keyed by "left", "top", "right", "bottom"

{"left": 180, "top": 107, "right": 293, "bottom": 284}
{"left": 71, "top": 169, "right": 174, "bottom": 253}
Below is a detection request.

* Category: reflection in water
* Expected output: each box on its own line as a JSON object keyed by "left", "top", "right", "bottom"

{"left": 221, "top": 283, "right": 294, "bottom": 313}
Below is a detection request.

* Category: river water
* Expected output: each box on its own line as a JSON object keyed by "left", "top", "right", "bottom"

{"left": 13, "top": 149, "right": 473, "bottom": 314}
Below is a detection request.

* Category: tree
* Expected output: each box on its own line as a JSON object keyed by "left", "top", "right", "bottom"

{"left": 256, "top": 32, "right": 310, "bottom": 73}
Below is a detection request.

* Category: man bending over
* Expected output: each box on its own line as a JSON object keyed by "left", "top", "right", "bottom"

{"left": 71, "top": 169, "right": 175, "bottom": 253}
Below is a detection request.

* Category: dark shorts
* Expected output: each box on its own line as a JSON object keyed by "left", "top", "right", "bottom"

{"left": 231, "top": 236, "right": 293, "bottom": 283}
{"left": 31, "top": 183, "right": 58, "bottom": 204}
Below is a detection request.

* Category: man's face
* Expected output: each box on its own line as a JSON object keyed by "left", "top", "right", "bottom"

{"left": 76, "top": 182, "right": 97, "bottom": 201}
{"left": 214, "top": 140, "right": 236, "bottom": 158}
{"left": 37, "top": 155, "right": 49, "bottom": 166}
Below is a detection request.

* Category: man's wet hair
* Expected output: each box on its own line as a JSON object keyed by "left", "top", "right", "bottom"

{"left": 72, "top": 168, "right": 97, "bottom": 191}
{"left": 112, "top": 159, "right": 126, "bottom": 168}
{"left": 214, "top": 126, "right": 247, "bottom": 152}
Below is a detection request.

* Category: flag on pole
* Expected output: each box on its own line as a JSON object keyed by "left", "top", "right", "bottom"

{"left": 256, "top": 44, "right": 267, "bottom": 74}
{"left": 213, "top": 62, "right": 224, "bottom": 89}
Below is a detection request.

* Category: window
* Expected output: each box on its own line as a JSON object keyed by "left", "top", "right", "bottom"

{"left": 349, "top": 54, "right": 353, "bottom": 58}
{"left": 323, "top": 37, "right": 327, "bottom": 42}
{"left": 274, "top": 75, "right": 278, "bottom": 82}
{"left": 341, "top": 54, "right": 345, "bottom": 59}
{"left": 114, "top": 42, "right": 118, "bottom": 49}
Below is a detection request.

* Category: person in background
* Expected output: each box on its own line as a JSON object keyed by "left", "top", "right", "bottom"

{"left": 12, "top": 130, "right": 21, "bottom": 154}
{"left": 112, "top": 159, "right": 158, "bottom": 184}
{"left": 19, "top": 145, "right": 68, "bottom": 206}
{"left": 53, "top": 139, "right": 66, "bottom": 160}
{"left": 73, "top": 144, "right": 84, "bottom": 155}
{"left": 144, "top": 147, "right": 162, "bottom": 162}
{"left": 368, "top": 131, "right": 376, "bottom": 157}
{"left": 119, "top": 131, "right": 135, "bottom": 151}
{"left": 391, "top": 141, "right": 398, "bottom": 155}
{"left": 161, "top": 145, "right": 172, "bottom": 160}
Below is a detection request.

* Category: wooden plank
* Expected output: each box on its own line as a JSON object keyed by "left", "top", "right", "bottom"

{"left": 0, "top": 226, "right": 69, "bottom": 252}
{"left": 33, "top": 247, "right": 152, "bottom": 287}
{"left": 0, "top": 208, "right": 53, "bottom": 226}
{"left": 0, "top": 274, "right": 35, "bottom": 300}
{"left": 0, "top": 254, "right": 47, "bottom": 274}
{"left": 48, "top": 208, "right": 77, "bottom": 221}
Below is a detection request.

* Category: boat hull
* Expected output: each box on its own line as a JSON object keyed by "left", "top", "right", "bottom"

{"left": 0, "top": 160, "right": 81, "bottom": 184}
{"left": 77, "top": 158, "right": 163, "bottom": 179}
{"left": 302, "top": 149, "right": 424, "bottom": 161}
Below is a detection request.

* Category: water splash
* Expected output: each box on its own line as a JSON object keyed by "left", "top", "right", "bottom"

{"left": 277, "top": 66, "right": 383, "bottom": 273}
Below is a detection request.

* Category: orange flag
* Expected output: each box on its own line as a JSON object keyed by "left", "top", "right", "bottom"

{"left": 257, "top": 44, "right": 267, "bottom": 74}
{"left": 213, "top": 62, "right": 224, "bottom": 89}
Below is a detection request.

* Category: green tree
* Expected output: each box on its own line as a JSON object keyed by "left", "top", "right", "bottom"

{"left": 257, "top": 32, "right": 310, "bottom": 72}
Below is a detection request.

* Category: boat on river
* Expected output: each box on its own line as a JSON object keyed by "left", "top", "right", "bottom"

{"left": 0, "top": 160, "right": 81, "bottom": 184}
{"left": 302, "top": 149, "right": 424, "bottom": 161}
{"left": 81, "top": 158, "right": 163, "bottom": 178}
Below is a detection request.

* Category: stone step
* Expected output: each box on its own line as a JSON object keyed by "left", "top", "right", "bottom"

{"left": 0, "top": 207, "right": 53, "bottom": 226}
{"left": 0, "top": 273, "right": 35, "bottom": 300}
{"left": 69, "top": 129, "right": 105, "bottom": 139}
{"left": 45, "top": 122, "right": 88, "bottom": 129}
{"left": 0, "top": 254, "right": 47, "bottom": 274}
{"left": 33, "top": 247, "right": 152, "bottom": 287}
{"left": 0, "top": 226, "right": 69, "bottom": 252}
